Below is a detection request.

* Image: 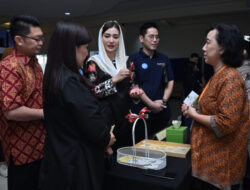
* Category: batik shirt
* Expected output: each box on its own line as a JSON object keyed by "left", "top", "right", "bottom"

{"left": 192, "top": 66, "right": 250, "bottom": 188}
{"left": 0, "top": 49, "right": 45, "bottom": 165}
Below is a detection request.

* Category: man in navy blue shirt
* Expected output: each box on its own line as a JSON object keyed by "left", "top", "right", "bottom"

{"left": 128, "top": 22, "right": 174, "bottom": 141}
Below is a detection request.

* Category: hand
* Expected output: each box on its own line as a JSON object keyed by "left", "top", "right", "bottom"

{"left": 107, "top": 131, "right": 116, "bottom": 147}
{"left": 129, "top": 87, "right": 144, "bottom": 99}
{"left": 181, "top": 104, "right": 197, "bottom": 118}
{"left": 112, "top": 69, "right": 131, "bottom": 84}
{"left": 106, "top": 147, "right": 113, "bottom": 155}
{"left": 149, "top": 100, "right": 166, "bottom": 113}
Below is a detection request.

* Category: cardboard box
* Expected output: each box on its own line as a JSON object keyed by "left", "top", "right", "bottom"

{"left": 166, "top": 126, "right": 187, "bottom": 143}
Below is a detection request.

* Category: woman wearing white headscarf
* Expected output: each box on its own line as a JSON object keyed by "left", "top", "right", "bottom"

{"left": 85, "top": 21, "right": 141, "bottom": 151}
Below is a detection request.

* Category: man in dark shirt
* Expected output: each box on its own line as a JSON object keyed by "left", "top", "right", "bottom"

{"left": 128, "top": 22, "right": 174, "bottom": 140}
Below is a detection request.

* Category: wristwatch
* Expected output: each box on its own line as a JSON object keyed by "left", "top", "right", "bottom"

{"left": 162, "top": 99, "right": 167, "bottom": 105}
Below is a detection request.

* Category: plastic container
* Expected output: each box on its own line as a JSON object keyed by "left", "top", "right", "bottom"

{"left": 117, "top": 115, "right": 167, "bottom": 170}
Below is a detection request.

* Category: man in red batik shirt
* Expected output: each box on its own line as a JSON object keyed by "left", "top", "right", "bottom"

{"left": 0, "top": 15, "right": 45, "bottom": 190}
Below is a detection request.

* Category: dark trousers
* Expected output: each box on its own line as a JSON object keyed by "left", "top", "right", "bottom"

{"left": 8, "top": 157, "right": 41, "bottom": 190}
{"left": 192, "top": 177, "right": 240, "bottom": 190}
{"left": 243, "top": 154, "right": 250, "bottom": 190}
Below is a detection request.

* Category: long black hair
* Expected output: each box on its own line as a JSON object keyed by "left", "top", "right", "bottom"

{"left": 43, "top": 21, "right": 92, "bottom": 104}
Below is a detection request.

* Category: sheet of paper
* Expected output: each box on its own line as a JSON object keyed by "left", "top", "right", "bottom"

{"left": 183, "top": 90, "right": 199, "bottom": 105}
{"left": 155, "top": 129, "right": 166, "bottom": 141}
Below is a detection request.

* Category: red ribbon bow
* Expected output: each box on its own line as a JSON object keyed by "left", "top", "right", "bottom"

{"left": 125, "top": 107, "right": 150, "bottom": 123}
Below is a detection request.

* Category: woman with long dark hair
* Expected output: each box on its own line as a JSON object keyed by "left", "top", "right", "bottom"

{"left": 40, "top": 21, "right": 115, "bottom": 190}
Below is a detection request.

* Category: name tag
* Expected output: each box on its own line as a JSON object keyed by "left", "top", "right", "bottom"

{"left": 157, "top": 63, "right": 165, "bottom": 67}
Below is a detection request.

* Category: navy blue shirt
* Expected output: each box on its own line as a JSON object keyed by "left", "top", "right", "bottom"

{"left": 129, "top": 48, "right": 174, "bottom": 101}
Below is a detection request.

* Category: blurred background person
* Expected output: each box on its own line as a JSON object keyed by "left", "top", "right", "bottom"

{"left": 40, "top": 21, "right": 115, "bottom": 190}
{"left": 237, "top": 35, "right": 250, "bottom": 190}
{"left": 182, "top": 24, "right": 249, "bottom": 190}
{"left": 183, "top": 53, "right": 205, "bottom": 96}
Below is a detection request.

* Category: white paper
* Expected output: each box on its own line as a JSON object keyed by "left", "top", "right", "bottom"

{"left": 183, "top": 91, "right": 199, "bottom": 105}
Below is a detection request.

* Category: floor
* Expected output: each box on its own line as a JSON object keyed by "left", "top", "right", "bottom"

{"left": 0, "top": 176, "right": 7, "bottom": 190}
{"left": 0, "top": 163, "right": 7, "bottom": 190}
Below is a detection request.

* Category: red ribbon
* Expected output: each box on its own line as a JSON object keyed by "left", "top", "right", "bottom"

{"left": 125, "top": 107, "right": 150, "bottom": 123}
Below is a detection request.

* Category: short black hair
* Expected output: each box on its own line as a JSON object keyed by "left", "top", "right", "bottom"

{"left": 139, "top": 22, "right": 159, "bottom": 36}
{"left": 190, "top": 53, "right": 199, "bottom": 58}
{"left": 10, "top": 14, "right": 41, "bottom": 42}
{"left": 206, "top": 24, "right": 243, "bottom": 67}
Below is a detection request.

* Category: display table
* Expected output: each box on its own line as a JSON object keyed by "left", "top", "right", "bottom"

{"left": 104, "top": 152, "right": 191, "bottom": 190}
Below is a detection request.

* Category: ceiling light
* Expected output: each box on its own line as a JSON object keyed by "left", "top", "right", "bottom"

{"left": 1, "top": 22, "right": 11, "bottom": 27}
{"left": 64, "top": 12, "right": 71, "bottom": 16}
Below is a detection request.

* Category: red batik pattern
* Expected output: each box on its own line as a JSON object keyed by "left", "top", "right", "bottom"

{"left": 191, "top": 66, "right": 250, "bottom": 188}
{"left": 0, "top": 49, "right": 45, "bottom": 165}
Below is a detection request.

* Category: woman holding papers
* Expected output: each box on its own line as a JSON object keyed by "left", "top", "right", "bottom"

{"left": 182, "top": 24, "right": 250, "bottom": 190}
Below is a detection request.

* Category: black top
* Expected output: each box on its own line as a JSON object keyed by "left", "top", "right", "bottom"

{"left": 39, "top": 67, "right": 110, "bottom": 190}
{"left": 85, "top": 60, "right": 132, "bottom": 137}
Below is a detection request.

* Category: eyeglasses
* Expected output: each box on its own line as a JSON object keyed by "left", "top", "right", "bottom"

{"left": 147, "top": 35, "right": 160, "bottom": 40}
{"left": 21, "top": 35, "right": 45, "bottom": 42}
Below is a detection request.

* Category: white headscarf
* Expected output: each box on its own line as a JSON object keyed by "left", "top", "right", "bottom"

{"left": 88, "top": 21, "right": 127, "bottom": 77}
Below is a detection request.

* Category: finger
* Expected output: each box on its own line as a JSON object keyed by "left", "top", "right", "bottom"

{"left": 161, "top": 105, "right": 166, "bottom": 108}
